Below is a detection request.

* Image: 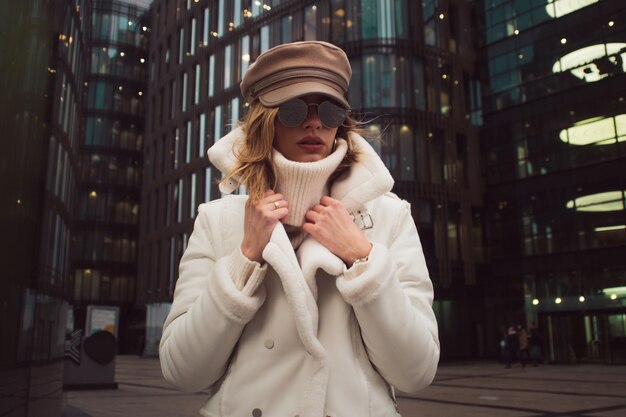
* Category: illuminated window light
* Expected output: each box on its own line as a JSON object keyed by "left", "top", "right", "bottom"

{"left": 128, "top": 21, "right": 133, "bottom": 26}
{"left": 579, "top": 296, "right": 585, "bottom": 302}
{"left": 120, "top": 51, "right": 125, "bottom": 57}
{"left": 335, "top": 9, "right": 345, "bottom": 17}
{"left": 17, "top": 199, "right": 22, "bottom": 204}
{"left": 559, "top": 114, "right": 626, "bottom": 145}
{"left": 608, "top": 21, "right": 615, "bottom": 27}
{"left": 532, "top": 298, "right": 539, "bottom": 305}
{"left": 602, "top": 286, "right": 626, "bottom": 296}
{"left": 546, "top": 0, "right": 598, "bottom": 18}
{"left": 610, "top": 294, "right": 618, "bottom": 300}
{"left": 263, "top": 4, "right": 272, "bottom": 10}
{"left": 566, "top": 191, "right": 626, "bottom": 212}
{"left": 118, "top": 86, "right": 123, "bottom": 91}
{"left": 140, "top": 58, "right": 145, "bottom": 63}
{"left": 142, "top": 26, "right": 148, "bottom": 31}
{"left": 514, "top": 29, "right": 519, "bottom": 35}
{"left": 555, "top": 297, "right": 562, "bottom": 304}
{"left": 594, "top": 225, "right": 626, "bottom": 232}
{"left": 553, "top": 43, "right": 626, "bottom": 83}
{"left": 311, "top": 5, "right": 317, "bottom": 11}
{"left": 561, "top": 38, "right": 567, "bottom": 44}
{"left": 400, "top": 125, "right": 410, "bottom": 133}
{"left": 138, "top": 91, "right": 143, "bottom": 96}
{"left": 439, "top": 13, "right": 445, "bottom": 20}
{"left": 89, "top": 191, "right": 97, "bottom": 198}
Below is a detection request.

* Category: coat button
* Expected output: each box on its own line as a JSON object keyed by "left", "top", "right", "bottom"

{"left": 252, "top": 408, "right": 262, "bottom": 417}
{"left": 264, "top": 339, "right": 274, "bottom": 349}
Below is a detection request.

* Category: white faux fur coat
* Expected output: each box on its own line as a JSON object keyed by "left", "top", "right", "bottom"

{"left": 159, "top": 128, "right": 440, "bottom": 417}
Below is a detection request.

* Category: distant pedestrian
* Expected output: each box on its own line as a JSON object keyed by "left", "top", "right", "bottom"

{"left": 528, "top": 322, "right": 544, "bottom": 366}
{"left": 505, "top": 326, "right": 518, "bottom": 368}
{"left": 518, "top": 325, "right": 531, "bottom": 368}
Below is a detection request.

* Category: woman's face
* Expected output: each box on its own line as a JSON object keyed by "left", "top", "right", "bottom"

{"left": 274, "top": 94, "right": 339, "bottom": 163}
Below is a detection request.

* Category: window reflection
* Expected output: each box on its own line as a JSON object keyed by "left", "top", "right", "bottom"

{"left": 560, "top": 115, "right": 626, "bottom": 146}
{"left": 566, "top": 191, "right": 626, "bottom": 212}
{"left": 553, "top": 43, "right": 626, "bottom": 83}
{"left": 545, "top": 0, "right": 598, "bottom": 18}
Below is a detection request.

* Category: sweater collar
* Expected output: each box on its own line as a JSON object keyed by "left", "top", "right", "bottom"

{"left": 207, "top": 127, "right": 394, "bottom": 211}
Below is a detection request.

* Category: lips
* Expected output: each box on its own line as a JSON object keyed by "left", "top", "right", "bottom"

{"left": 297, "top": 136, "right": 324, "bottom": 145}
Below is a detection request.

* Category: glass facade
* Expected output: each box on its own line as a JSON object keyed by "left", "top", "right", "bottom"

{"left": 71, "top": 0, "right": 149, "bottom": 354}
{"left": 141, "top": 0, "right": 486, "bottom": 360}
{"left": 0, "top": 0, "right": 89, "bottom": 415}
{"left": 481, "top": 0, "right": 626, "bottom": 363}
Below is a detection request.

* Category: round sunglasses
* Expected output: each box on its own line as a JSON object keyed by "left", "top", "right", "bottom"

{"left": 277, "top": 98, "right": 350, "bottom": 129}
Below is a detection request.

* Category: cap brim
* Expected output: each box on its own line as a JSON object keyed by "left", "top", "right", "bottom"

{"left": 259, "top": 81, "right": 350, "bottom": 109}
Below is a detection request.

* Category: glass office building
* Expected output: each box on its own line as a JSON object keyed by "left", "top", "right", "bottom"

{"left": 71, "top": 0, "right": 149, "bottom": 354}
{"left": 140, "top": 0, "right": 487, "bottom": 359}
{"left": 0, "top": 0, "right": 90, "bottom": 415}
{"left": 480, "top": 0, "right": 626, "bottom": 363}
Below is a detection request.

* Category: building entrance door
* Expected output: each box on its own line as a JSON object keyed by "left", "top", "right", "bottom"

{"left": 607, "top": 313, "right": 626, "bottom": 364}
{"left": 583, "top": 314, "right": 606, "bottom": 362}
{"left": 542, "top": 313, "right": 587, "bottom": 363}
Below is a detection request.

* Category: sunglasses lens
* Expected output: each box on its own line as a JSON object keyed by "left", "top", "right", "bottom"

{"left": 318, "top": 101, "right": 347, "bottom": 128}
{"left": 277, "top": 98, "right": 347, "bottom": 128}
{"left": 277, "top": 99, "right": 308, "bottom": 127}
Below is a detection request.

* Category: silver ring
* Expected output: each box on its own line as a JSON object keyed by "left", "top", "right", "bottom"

{"left": 274, "top": 201, "right": 280, "bottom": 209}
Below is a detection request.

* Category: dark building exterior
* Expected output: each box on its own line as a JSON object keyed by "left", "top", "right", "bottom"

{"left": 140, "top": 0, "right": 487, "bottom": 360}
{"left": 0, "top": 0, "right": 90, "bottom": 415}
{"left": 480, "top": 0, "right": 626, "bottom": 363}
{"left": 71, "top": 0, "right": 149, "bottom": 354}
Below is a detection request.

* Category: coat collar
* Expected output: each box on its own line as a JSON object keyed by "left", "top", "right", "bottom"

{"left": 207, "top": 127, "right": 394, "bottom": 210}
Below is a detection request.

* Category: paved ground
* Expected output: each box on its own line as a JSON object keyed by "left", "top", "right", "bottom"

{"left": 63, "top": 356, "right": 626, "bottom": 417}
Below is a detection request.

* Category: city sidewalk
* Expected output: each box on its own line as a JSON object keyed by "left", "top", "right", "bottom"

{"left": 64, "top": 356, "right": 626, "bottom": 417}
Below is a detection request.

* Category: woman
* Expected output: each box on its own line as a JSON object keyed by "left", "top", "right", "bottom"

{"left": 159, "top": 41, "right": 439, "bottom": 417}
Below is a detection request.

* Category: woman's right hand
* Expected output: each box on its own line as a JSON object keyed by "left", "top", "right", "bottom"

{"left": 241, "top": 190, "right": 288, "bottom": 263}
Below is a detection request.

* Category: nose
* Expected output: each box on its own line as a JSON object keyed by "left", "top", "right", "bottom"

{"left": 302, "top": 104, "right": 322, "bottom": 129}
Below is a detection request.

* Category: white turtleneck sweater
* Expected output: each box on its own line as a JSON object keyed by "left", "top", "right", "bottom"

{"left": 273, "top": 139, "right": 347, "bottom": 227}
{"left": 228, "top": 139, "right": 348, "bottom": 292}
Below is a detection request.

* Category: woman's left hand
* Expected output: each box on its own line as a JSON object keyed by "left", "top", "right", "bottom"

{"left": 303, "top": 196, "right": 372, "bottom": 267}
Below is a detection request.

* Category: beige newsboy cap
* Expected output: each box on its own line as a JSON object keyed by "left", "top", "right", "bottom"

{"left": 240, "top": 41, "right": 352, "bottom": 109}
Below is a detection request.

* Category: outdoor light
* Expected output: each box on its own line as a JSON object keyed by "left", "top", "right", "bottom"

{"left": 140, "top": 58, "right": 145, "bottom": 63}
{"left": 514, "top": 29, "right": 519, "bottom": 35}
{"left": 579, "top": 296, "right": 585, "bottom": 302}
{"left": 532, "top": 299, "right": 539, "bottom": 305}
{"left": 89, "top": 191, "right": 97, "bottom": 198}
{"left": 610, "top": 294, "right": 618, "bottom": 300}
{"left": 561, "top": 38, "right": 567, "bottom": 44}
{"left": 608, "top": 21, "right": 615, "bottom": 27}
{"left": 555, "top": 297, "right": 562, "bottom": 304}
{"left": 17, "top": 199, "right": 21, "bottom": 204}
{"left": 120, "top": 51, "right": 125, "bottom": 57}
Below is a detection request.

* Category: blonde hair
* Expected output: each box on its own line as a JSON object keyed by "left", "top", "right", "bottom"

{"left": 223, "top": 101, "right": 361, "bottom": 202}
